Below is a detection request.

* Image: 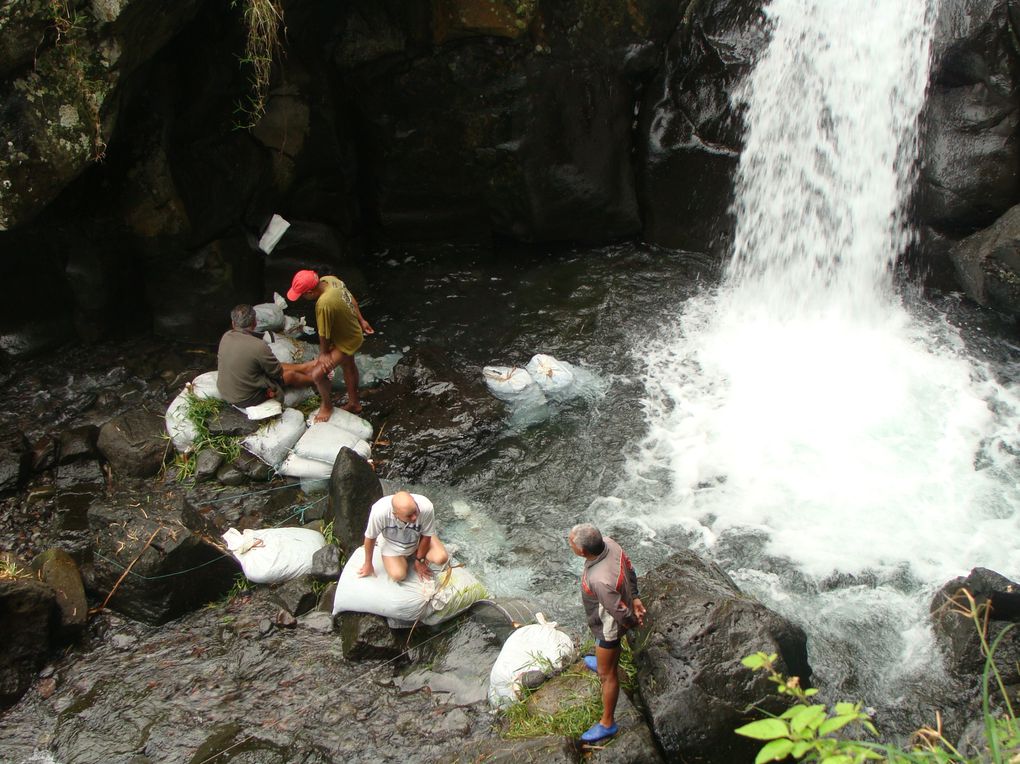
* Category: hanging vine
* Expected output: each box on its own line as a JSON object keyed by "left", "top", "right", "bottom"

{"left": 233, "top": 0, "right": 285, "bottom": 129}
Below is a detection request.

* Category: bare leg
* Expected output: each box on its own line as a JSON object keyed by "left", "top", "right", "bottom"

{"left": 310, "top": 362, "right": 334, "bottom": 423}
{"left": 281, "top": 364, "right": 315, "bottom": 388}
{"left": 425, "top": 536, "right": 449, "bottom": 566}
{"left": 595, "top": 644, "right": 622, "bottom": 728}
{"left": 337, "top": 353, "right": 361, "bottom": 413}
{"left": 381, "top": 554, "right": 408, "bottom": 582}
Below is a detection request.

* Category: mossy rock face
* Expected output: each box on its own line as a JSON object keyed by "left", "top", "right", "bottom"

{"left": 30, "top": 548, "right": 88, "bottom": 632}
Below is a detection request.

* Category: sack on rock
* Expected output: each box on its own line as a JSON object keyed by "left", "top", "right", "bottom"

{"left": 190, "top": 371, "right": 222, "bottom": 400}
{"left": 488, "top": 613, "right": 576, "bottom": 708}
{"left": 277, "top": 453, "right": 333, "bottom": 480}
{"left": 165, "top": 390, "right": 199, "bottom": 451}
{"left": 253, "top": 293, "right": 287, "bottom": 333}
{"left": 292, "top": 422, "right": 372, "bottom": 463}
{"left": 332, "top": 545, "right": 487, "bottom": 626}
{"left": 242, "top": 407, "right": 306, "bottom": 467}
{"left": 222, "top": 526, "right": 326, "bottom": 584}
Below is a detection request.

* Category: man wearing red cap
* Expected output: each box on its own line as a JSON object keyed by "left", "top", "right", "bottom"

{"left": 287, "top": 270, "right": 374, "bottom": 420}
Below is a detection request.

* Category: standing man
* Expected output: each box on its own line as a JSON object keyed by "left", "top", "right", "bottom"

{"left": 568, "top": 523, "right": 646, "bottom": 744}
{"left": 216, "top": 304, "right": 317, "bottom": 406}
{"left": 357, "top": 491, "right": 449, "bottom": 582}
{"left": 286, "top": 269, "right": 374, "bottom": 421}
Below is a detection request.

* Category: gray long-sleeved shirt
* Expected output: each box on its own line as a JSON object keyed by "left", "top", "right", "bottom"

{"left": 580, "top": 536, "right": 641, "bottom": 642}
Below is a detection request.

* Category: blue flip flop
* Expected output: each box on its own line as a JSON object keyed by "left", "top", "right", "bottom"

{"left": 581, "top": 721, "right": 619, "bottom": 743}
{"left": 583, "top": 655, "right": 598, "bottom": 672}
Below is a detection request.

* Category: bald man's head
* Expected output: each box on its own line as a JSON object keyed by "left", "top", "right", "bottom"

{"left": 392, "top": 491, "right": 420, "bottom": 523}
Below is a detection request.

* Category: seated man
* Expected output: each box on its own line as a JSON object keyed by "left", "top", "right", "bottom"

{"left": 216, "top": 304, "right": 316, "bottom": 407}
{"left": 357, "top": 491, "right": 449, "bottom": 582}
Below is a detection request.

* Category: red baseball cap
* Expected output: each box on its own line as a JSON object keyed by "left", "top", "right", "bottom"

{"left": 287, "top": 270, "right": 319, "bottom": 301}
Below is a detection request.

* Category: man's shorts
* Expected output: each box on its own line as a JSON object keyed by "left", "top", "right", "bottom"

{"left": 596, "top": 637, "right": 622, "bottom": 650}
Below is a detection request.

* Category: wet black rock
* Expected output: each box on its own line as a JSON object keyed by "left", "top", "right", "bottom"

{"left": 369, "top": 345, "right": 506, "bottom": 482}
{"left": 204, "top": 405, "right": 262, "bottom": 438}
{"left": 466, "top": 735, "right": 579, "bottom": 763}
{"left": 194, "top": 448, "right": 224, "bottom": 483}
{"left": 327, "top": 447, "right": 383, "bottom": 554}
{"left": 58, "top": 425, "right": 99, "bottom": 465}
{"left": 931, "top": 567, "right": 1020, "bottom": 699}
{"left": 0, "top": 578, "right": 59, "bottom": 708}
{"left": 948, "top": 204, "right": 1020, "bottom": 317}
{"left": 269, "top": 578, "right": 317, "bottom": 617}
{"left": 309, "top": 544, "right": 343, "bottom": 580}
{"left": 30, "top": 548, "right": 88, "bottom": 633}
{"left": 97, "top": 410, "right": 167, "bottom": 478}
{"left": 0, "top": 430, "right": 30, "bottom": 493}
{"left": 231, "top": 450, "right": 273, "bottom": 482}
{"left": 634, "top": 549, "right": 811, "bottom": 763}
{"left": 339, "top": 612, "right": 403, "bottom": 661}
{"left": 84, "top": 491, "right": 238, "bottom": 624}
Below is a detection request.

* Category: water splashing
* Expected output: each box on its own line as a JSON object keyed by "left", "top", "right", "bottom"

{"left": 620, "top": 0, "right": 1020, "bottom": 709}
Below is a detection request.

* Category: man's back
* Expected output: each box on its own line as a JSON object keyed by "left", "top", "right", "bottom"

{"left": 216, "top": 329, "right": 282, "bottom": 406}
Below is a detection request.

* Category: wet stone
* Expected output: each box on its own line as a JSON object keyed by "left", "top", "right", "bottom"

{"left": 299, "top": 610, "right": 334, "bottom": 633}
{"left": 215, "top": 461, "right": 247, "bottom": 486}
{"left": 340, "top": 612, "right": 402, "bottom": 661}
{"left": 194, "top": 449, "right": 224, "bottom": 482}
{"left": 205, "top": 406, "right": 261, "bottom": 438}
{"left": 30, "top": 548, "right": 87, "bottom": 633}
{"left": 58, "top": 425, "right": 99, "bottom": 464}
{"left": 232, "top": 450, "right": 272, "bottom": 481}
{"left": 268, "top": 578, "right": 317, "bottom": 617}
{"left": 29, "top": 435, "right": 58, "bottom": 473}
{"left": 309, "top": 544, "right": 342, "bottom": 580}
{"left": 54, "top": 460, "right": 104, "bottom": 489}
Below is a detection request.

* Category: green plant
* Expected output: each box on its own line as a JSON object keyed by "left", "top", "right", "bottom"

{"left": 502, "top": 666, "right": 603, "bottom": 739}
{"left": 232, "top": 0, "right": 284, "bottom": 128}
{"left": 181, "top": 392, "right": 243, "bottom": 461}
{"left": 224, "top": 574, "right": 253, "bottom": 603}
{"left": 172, "top": 451, "right": 197, "bottom": 482}
{"left": 736, "top": 588, "right": 1020, "bottom": 764}
{"left": 0, "top": 559, "right": 26, "bottom": 580}
{"left": 296, "top": 394, "right": 321, "bottom": 416}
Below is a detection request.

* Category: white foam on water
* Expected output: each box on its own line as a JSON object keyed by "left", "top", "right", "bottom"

{"left": 602, "top": 0, "right": 1020, "bottom": 704}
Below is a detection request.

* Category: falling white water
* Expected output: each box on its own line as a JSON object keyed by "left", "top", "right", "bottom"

{"left": 609, "top": 0, "right": 1020, "bottom": 706}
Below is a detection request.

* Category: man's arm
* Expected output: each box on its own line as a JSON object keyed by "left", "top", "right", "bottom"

{"left": 595, "top": 581, "right": 639, "bottom": 630}
{"left": 350, "top": 294, "right": 374, "bottom": 335}
{"left": 357, "top": 537, "right": 376, "bottom": 577}
{"left": 413, "top": 535, "right": 432, "bottom": 580}
{"left": 625, "top": 556, "right": 646, "bottom": 626}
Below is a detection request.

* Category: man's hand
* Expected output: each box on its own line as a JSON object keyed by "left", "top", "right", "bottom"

{"left": 414, "top": 558, "right": 431, "bottom": 580}
{"left": 633, "top": 598, "right": 647, "bottom": 627}
{"left": 317, "top": 353, "right": 337, "bottom": 374}
{"left": 357, "top": 560, "right": 374, "bottom": 578}
{"left": 360, "top": 318, "right": 375, "bottom": 335}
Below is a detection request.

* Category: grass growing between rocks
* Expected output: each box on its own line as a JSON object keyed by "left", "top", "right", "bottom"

{"left": 183, "top": 393, "right": 243, "bottom": 461}
{"left": 502, "top": 666, "right": 602, "bottom": 740}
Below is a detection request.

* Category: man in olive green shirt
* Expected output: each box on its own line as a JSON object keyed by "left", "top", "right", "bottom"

{"left": 286, "top": 270, "right": 374, "bottom": 421}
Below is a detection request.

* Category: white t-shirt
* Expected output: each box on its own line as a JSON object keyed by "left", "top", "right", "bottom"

{"left": 364, "top": 493, "right": 437, "bottom": 557}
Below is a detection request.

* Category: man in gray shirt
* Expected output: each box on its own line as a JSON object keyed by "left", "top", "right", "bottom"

{"left": 216, "top": 304, "right": 315, "bottom": 406}
{"left": 569, "top": 523, "right": 646, "bottom": 744}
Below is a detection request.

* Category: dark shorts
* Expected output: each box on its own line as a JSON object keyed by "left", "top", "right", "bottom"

{"left": 596, "top": 637, "right": 622, "bottom": 650}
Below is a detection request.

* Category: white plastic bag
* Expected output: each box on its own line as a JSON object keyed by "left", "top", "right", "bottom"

{"left": 190, "top": 371, "right": 222, "bottom": 400}
{"left": 165, "top": 390, "right": 198, "bottom": 451}
{"left": 292, "top": 422, "right": 372, "bottom": 463}
{"left": 306, "top": 409, "right": 373, "bottom": 442}
{"left": 222, "top": 526, "right": 326, "bottom": 584}
{"left": 253, "top": 293, "right": 287, "bottom": 333}
{"left": 258, "top": 214, "right": 291, "bottom": 254}
{"left": 265, "top": 335, "right": 319, "bottom": 365}
{"left": 241, "top": 407, "right": 306, "bottom": 467}
{"left": 242, "top": 399, "right": 283, "bottom": 420}
{"left": 483, "top": 366, "right": 539, "bottom": 401}
{"left": 488, "top": 613, "right": 577, "bottom": 708}
{"left": 332, "top": 546, "right": 488, "bottom": 626}
{"left": 525, "top": 354, "right": 576, "bottom": 399}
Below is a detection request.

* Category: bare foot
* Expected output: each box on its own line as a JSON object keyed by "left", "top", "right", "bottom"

{"left": 340, "top": 401, "right": 363, "bottom": 414}
{"left": 314, "top": 404, "right": 333, "bottom": 423}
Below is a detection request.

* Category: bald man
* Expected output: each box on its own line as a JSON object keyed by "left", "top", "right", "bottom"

{"left": 357, "top": 491, "right": 449, "bottom": 582}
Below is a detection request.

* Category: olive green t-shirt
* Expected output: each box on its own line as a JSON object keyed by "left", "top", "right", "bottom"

{"left": 315, "top": 275, "right": 363, "bottom": 355}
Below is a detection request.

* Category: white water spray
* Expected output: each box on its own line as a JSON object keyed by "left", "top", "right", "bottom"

{"left": 616, "top": 0, "right": 1020, "bottom": 703}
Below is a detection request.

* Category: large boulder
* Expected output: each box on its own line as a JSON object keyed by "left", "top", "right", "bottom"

{"left": 633, "top": 550, "right": 811, "bottom": 763}
{"left": 369, "top": 345, "right": 506, "bottom": 481}
{"left": 84, "top": 492, "right": 238, "bottom": 624}
{"left": 97, "top": 410, "right": 166, "bottom": 478}
{"left": 930, "top": 567, "right": 1020, "bottom": 701}
{"left": 947, "top": 204, "right": 1020, "bottom": 317}
{"left": 327, "top": 447, "right": 383, "bottom": 554}
{"left": 919, "top": 0, "right": 1020, "bottom": 237}
{"left": 0, "top": 578, "right": 59, "bottom": 708}
{"left": 636, "top": 0, "right": 769, "bottom": 255}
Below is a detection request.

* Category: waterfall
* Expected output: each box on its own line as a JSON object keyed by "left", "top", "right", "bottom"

{"left": 617, "top": 0, "right": 1020, "bottom": 710}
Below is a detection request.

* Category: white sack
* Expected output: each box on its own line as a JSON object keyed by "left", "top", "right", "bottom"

{"left": 525, "top": 354, "right": 575, "bottom": 400}
{"left": 488, "top": 613, "right": 576, "bottom": 708}
{"left": 306, "top": 409, "right": 373, "bottom": 441}
{"left": 242, "top": 407, "right": 306, "bottom": 467}
{"left": 165, "top": 390, "right": 198, "bottom": 451}
{"left": 332, "top": 546, "right": 488, "bottom": 626}
{"left": 222, "top": 526, "right": 326, "bottom": 584}
{"left": 190, "top": 371, "right": 222, "bottom": 400}
{"left": 277, "top": 453, "right": 333, "bottom": 480}
{"left": 293, "top": 422, "right": 372, "bottom": 463}
{"left": 482, "top": 366, "right": 539, "bottom": 401}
